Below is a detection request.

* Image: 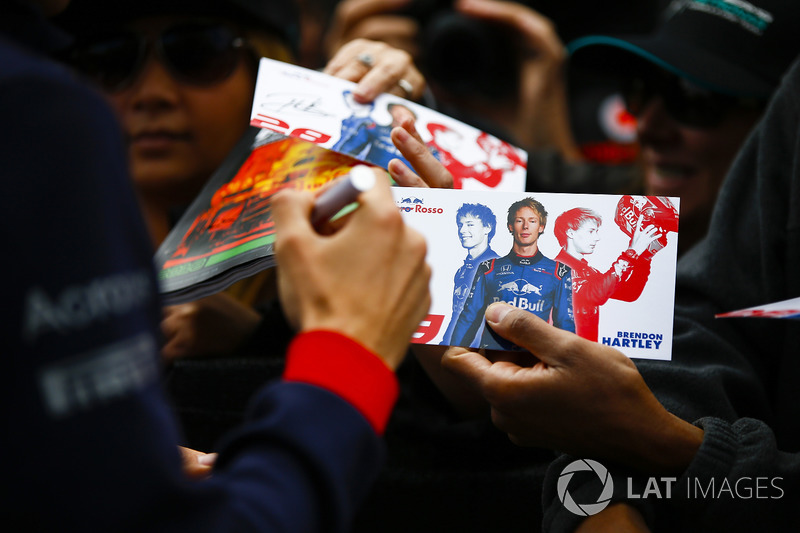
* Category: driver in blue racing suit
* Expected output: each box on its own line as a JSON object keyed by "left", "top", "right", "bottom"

{"left": 451, "top": 197, "right": 574, "bottom": 350}
{"left": 440, "top": 202, "right": 500, "bottom": 345}
{"left": 332, "top": 92, "right": 414, "bottom": 169}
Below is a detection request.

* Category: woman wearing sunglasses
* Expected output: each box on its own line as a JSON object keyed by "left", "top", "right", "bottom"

{"left": 56, "top": 0, "right": 426, "bottom": 364}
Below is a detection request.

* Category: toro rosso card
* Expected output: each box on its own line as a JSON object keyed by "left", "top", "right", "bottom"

{"left": 397, "top": 187, "right": 680, "bottom": 361}
{"left": 249, "top": 58, "right": 527, "bottom": 192}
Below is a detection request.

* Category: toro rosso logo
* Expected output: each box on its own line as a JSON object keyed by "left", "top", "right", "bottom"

{"left": 397, "top": 197, "right": 443, "bottom": 214}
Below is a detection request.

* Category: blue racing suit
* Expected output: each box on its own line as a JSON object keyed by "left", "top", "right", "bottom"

{"left": 451, "top": 250, "right": 575, "bottom": 350}
{"left": 440, "top": 246, "right": 499, "bottom": 345}
{"left": 331, "top": 118, "right": 412, "bottom": 169}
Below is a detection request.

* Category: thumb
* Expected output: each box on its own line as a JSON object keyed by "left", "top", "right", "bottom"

{"left": 484, "top": 302, "right": 567, "bottom": 365}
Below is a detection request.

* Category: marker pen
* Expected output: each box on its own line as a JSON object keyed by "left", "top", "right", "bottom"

{"left": 310, "top": 165, "right": 376, "bottom": 227}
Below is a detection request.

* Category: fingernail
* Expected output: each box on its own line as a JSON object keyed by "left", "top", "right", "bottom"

{"left": 197, "top": 453, "right": 218, "bottom": 466}
{"left": 353, "top": 85, "right": 373, "bottom": 102}
{"left": 485, "top": 303, "right": 511, "bottom": 324}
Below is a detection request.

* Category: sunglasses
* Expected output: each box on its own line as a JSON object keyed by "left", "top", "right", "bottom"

{"left": 621, "top": 67, "right": 764, "bottom": 129}
{"left": 70, "top": 22, "right": 248, "bottom": 92}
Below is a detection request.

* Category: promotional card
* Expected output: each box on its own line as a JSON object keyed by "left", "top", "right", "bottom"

{"left": 398, "top": 187, "right": 680, "bottom": 360}
{"left": 250, "top": 57, "right": 527, "bottom": 192}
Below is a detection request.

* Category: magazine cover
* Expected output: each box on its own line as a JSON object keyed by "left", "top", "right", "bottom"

{"left": 398, "top": 187, "right": 680, "bottom": 360}
{"left": 249, "top": 57, "right": 527, "bottom": 192}
{"left": 155, "top": 127, "right": 367, "bottom": 304}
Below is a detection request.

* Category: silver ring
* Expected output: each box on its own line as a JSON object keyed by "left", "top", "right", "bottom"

{"left": 356, "top": 53, "right": 375, "bottom": 68}
{"left": 397, "top": 78, "right": 413, "bottom": 98}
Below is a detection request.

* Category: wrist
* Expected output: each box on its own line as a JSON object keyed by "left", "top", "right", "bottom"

{"left": 622, "top": 248, "right": 639, "bottom": 262}
{"left": 300, "top": 308, "right": 409, "bottom": 370}
{"left": 283, "top": 330, "right": 399, "bottom": 434}
{"left": 630, "top": 411, "right": 704, "bottom": 476}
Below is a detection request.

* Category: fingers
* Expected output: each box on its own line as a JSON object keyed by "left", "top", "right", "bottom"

{"left": 396, "top": 251, "right": 433, "bottom": 332}
{"left": 160, "top": 331, "right": 186, "bottom": 361}
{"left": 324, "top": 39, "right": 426, "bottom": 102}
{"left": 635, "top": 212, "right": 645, "bottom": 233}
{"left": 388, "top": 158, "right": 426, "bottom": 188}
{"left": 271, "top": 188, "right": 319, "bottom": 307}
{"left": 483, "top": 302, "right": 574, "bottom": 366}
{"left": 456, "top": 0, "right": 564, "bottom": 59}
{"left": 483, "top": 303, "right": 636, "bottom": 375}
{"left": 334, "top": 0, "right": 414, "bottom": 31}
{"left": 390, "top": 123, "right": 454, "bottom": 188}
{"left": 271, "top": 188, "right": 317, "bottom": 248}
{"left": 400, "top": 117, "right": 426, "bottom": 144}
{"left": 443, "top": 346, "right": 544, "bottom": 412}
{"left": 271, "top": 164, "right": 427, "bottom": 370}
{"left": 274, "top": 169, "right": 392, "bottom": 246}
{"left": 179, "top": 447, "right": 216, "bottom": 480}
{"left": 630, "top": 215, "right": 662, "bottom": 254}
{"left": 349, "top": 166, "right": 395, "bottom": 213}
{"left": 160, "top": 305, "right": 190, "bottom": 360}
{"left": 440, "top": 346, "right": 494, "bottom": 390}
{"left": 324, "top": 0, "right": 416, "bottom": 57}
{"left": 317, "top": 167, "right": 403, "bottom": 247}
{"left": 354, "top": 46, "right": 424, "bottom": 102}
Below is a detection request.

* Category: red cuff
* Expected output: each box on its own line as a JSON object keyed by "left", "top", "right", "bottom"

{"left": 283, "top": 330, "right": 399, "bottom": 435}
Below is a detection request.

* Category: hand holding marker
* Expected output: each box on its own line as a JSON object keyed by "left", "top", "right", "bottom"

{"left": 311, "top": 165, "right": 377, "bottom": 228}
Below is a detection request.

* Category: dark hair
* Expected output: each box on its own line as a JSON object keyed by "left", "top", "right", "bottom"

{"left": 553, "top": 207, "right": 602, "bottom": 248}
{"left": 506, "top": 197, "right": 547, "bottom": 229}
{"left": 456, "top": 203, "right": 496, "bottom": 241}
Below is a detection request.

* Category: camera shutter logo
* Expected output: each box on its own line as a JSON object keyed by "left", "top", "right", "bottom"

{"left": 557, "top": 459, "right": 614, "bottom": 516}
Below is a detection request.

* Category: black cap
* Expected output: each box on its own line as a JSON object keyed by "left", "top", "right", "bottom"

{"left": 568, "top": 0, "right": 800, "bottom": 98}
{"left": 55, "top": 0, "right": 299, "bottom": 53}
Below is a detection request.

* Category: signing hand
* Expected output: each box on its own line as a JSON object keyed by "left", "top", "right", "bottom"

{"left": 271, "top": 168, "right": 431, "bottom": 370}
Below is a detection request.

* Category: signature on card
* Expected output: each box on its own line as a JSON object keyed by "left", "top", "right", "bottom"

{"left": 257, "top": 93, "right": 333, "bottom": 118}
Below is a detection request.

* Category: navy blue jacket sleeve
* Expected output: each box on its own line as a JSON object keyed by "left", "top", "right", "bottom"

{"left": 4, "top": 36, "right": 393, "bottom": 532}
{"left": 552, "top": 263, "right": 575, "bottom": 332}
{"left": 451, "top": 259, "right": 492, "bottom": 347}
